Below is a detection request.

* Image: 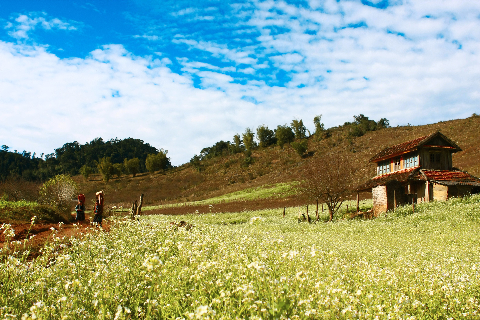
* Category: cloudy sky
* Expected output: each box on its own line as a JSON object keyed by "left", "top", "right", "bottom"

{"left": 1, "top": 0, "right": 479, "bottom": 165}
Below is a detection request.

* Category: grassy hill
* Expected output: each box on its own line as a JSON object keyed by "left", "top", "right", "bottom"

{"left": 75, "top": 115, "right": 480, "bottom": 212}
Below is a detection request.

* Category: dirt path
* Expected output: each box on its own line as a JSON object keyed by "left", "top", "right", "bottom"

{"left": 0, "top": 215, "right": 110, "bottom": 260}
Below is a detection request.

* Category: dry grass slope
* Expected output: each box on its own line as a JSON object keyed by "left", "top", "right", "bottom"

{"left": 75, "top": 115, "right": 480, "bottom": 210}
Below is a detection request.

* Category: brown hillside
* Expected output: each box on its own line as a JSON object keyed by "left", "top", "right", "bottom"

{"left": 75, "top": 115, "right": 480, "bottom": 211}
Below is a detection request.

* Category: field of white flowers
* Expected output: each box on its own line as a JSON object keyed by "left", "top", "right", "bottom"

{"left": 1, "top": 194, "right": 480, "bottom": 319}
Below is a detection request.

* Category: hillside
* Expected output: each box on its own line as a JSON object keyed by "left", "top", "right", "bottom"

{"left": 74, "top": 115, "right": 480, "bottom": 212}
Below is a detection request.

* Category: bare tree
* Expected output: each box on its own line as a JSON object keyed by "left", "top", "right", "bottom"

{"left": 299, "top": 152, "right": 357, "bottom": 222}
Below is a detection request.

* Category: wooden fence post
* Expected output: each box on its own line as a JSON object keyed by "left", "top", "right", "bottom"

{"left": 283, "top": 207, "right": 285, "bottom": 218}
{"left": 356, "top": 193, "right": 360, "bottom": 213}
{"left": 137, "top": 194, "right": 144, "bottom": 216}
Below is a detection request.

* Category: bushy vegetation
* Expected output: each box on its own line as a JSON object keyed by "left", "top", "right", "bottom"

{"left": 1, "top": 195, "right": 480, "bottom": 318}
{"left": 0, "top": 138, "right": 167, "bottom": 182}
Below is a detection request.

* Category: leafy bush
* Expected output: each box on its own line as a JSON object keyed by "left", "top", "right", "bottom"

{"left": 291, "top": 140, "right": 308, "bottom": 157}
{"left": 38, "top": 174, "right": 77, "bottom": 217}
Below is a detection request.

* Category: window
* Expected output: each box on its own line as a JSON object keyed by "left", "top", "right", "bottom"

{"left": 393, "top": 158, "right": 401, "bottom": 171}
{"left": 405, "top": 153, "right": 418, "bottom": 169}
{"left": 377, "top": 161, "right": 391, "bottom": 175}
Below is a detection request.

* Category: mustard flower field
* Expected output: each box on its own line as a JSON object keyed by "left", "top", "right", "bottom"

{"left": 1, "top": 195, "right": 480, "bottom": 319}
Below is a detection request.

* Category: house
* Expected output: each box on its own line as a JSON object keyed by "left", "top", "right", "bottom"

{"left": 358, "top": 131, "right": 480, "bottom": 215}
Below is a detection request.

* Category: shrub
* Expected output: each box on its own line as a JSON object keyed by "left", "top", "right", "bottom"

{"left": 291, "top": 140, "right": 308, "bottom": 157}
{"left": 38, "top": 174, "right": 77, "bottom": 216}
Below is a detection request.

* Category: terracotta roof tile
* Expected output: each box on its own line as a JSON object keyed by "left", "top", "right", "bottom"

{"left": 369, "top": 131, "right": 461, "bottom": 163}
{"left": 356, "top": 168, "right": 419, "bottom": 191}
{"left": 370, "top": 135, "right": 430, "bottom": 163}
{"left": 417, "top": 170, "right": 480, "bottom": 186}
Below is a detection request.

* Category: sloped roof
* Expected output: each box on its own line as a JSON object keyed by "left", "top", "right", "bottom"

{"left": 357, "top": 168, "right": 480, "bottom": 191}
{"left": 414, "top": 169, "right": 480, "bottom": 187}
{"left": 370, "top": 131, "right": 461, "bottom": 163}
{"left": 356, "top": 168, "right": 419, "bottom": 191}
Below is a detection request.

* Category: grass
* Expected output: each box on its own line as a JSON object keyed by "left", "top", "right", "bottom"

{"left": 142, "top": 182, "right": 299, "bottom": 211}
{"left": 1, "top": 194, "right": 480, "bottom": 318}
{"left": 0, "top": 199, "right": 72, "bottom": 223}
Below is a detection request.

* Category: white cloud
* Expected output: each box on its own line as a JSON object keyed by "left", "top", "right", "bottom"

{"left": 5, "top": 13, "right": 78, "bottom": 40}
{"left": 2, "top": 2, "right": 480, "bottom": 165}
{"left": 173, "top": 38, "right": 257, "bottom": 65}
{"left": 133, "top": 34, "right": 160, "bottom": 41}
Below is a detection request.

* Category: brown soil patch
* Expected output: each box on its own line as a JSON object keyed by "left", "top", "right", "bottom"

{"left": 147, "top": 197, "right": 306, "bottom": 215}
{"left": 0, "top": 214, "right": 110, "bottom": 260}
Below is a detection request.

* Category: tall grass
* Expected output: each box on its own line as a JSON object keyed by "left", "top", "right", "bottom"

{"left": 1, "top": 195, "right": 480, "bottom": 318}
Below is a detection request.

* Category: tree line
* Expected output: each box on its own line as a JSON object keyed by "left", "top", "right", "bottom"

{"left": 190, "top": 114, "right": 390, "bottom": 168}
{"left": 0, "top": 138, "right": 171, "bottom": 182}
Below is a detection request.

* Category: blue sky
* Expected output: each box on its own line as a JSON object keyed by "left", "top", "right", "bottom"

{"left": 1, "top": 0, "right": 480, "bottom": 165}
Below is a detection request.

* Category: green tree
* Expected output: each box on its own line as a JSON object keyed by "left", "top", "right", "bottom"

{"left": 230, "top": 134, "right": 243, "bottom": 154}
{"left": 113, "top": 163, "right": 124, "bottom": 178}
{"left": 256, "top": 125, "right": 276, "bottom": 148}
{"left": 124, "top": 158, "right": 140, "bottom": 177}
{"left": 275, "top": 125, "right": 295, "bottom": 148}
{"left": 377, "top": 118, "right": 390, "bottom": 129}
{"left": 313, "top": 115, "right": 325, "bottom": 140}
{"left": 190, "top": 155, "right": 203, "bottom": 172}
{"left": 145, "top": 150, "right": 170, "bottom": 173}
{"left": 97, "top": 157, "right": 114, "bottom": 182}
{"left": 291, "top": 119, "right": 307, "bottom": 140}
{"left": 79, "top": 164, "right": 93, "bottom": 180}
{"left": 242, "top": 128, "right": 256, "bottom": 152}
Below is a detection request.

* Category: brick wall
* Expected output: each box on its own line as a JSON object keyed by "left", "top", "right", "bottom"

{"left": 372, "top": 185, "right": 387, "bottom": 216}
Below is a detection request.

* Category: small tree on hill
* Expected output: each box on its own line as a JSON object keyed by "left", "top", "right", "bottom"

{"left": 291, "top": 119, "right": 307, "bottom": 140}
{"left": 242, "top": 128, "right": 256, "bottom": 153}
{"left": 313, "top": 115, "right": 325, "bottom": 140}
{"left": 124, "top": 158, "right": 140, "bottom": 177}
{"left": 113, "top": 163, "right": 124, "bottom": 178}
{"left": 97, "top": 157, "right": 114, "bottom": 182}
{"left": 299, "top": 152, "right": 357, "bottom": 222}
{"left": 256, "top": 125, "right": 276, "bottom": 148}
{"left": 275, "top": 125, "right": 295, "bottom": 148}
{"left": 145, "top": 150, "right": 170, "bottom": 173}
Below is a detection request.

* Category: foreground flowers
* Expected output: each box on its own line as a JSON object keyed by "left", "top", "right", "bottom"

{"left": 1, "top": 195, "right": 480, "bottom": 318}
